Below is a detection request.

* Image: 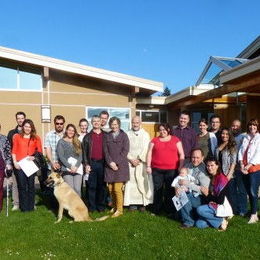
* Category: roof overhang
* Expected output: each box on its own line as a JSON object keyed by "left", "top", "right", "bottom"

{"left": 0, "top": 46, "right": 163, "bottom": 93}
{"left": 168, "top": 56, "right": 260, "bottom": 107}
{"left": 220, "top": 55, "right": 260, "bottom": 84}
{"left": 237, "top": 36, "right": 260, "bottom": 59}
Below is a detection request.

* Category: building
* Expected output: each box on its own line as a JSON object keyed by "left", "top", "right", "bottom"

{"left": 164, "top": 36, "right": 260, "bottom": 131}
{"left": 0, "top": 46, "right": 163, "bottom": 139}
{"left": 1, "top": 36, "right": 260, "bottom": 139}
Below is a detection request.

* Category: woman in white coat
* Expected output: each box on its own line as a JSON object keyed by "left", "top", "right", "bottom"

{"left": 238, "top": 119, "right": 260, "bottom": 224}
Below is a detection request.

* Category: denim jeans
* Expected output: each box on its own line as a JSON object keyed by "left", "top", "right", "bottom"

{"left": 179, "top": 193, "right": 202, "bottom": 226}
{"left": 233, "top": 170, "right": 250, "bottom": 215}
{"left": 15, "top": 169, "right": 35, "bottom": 212}
{"left": 249, "top": 170, "right": 260, "bottom": 214}
{"left": 196, "top": 204, "right": 223, "bottom": 229}
{"left": 86, "top": 160, "right": 106, "bottom": 211}
{"left": 152, "top": 168, "right": 178, "bottom": 214}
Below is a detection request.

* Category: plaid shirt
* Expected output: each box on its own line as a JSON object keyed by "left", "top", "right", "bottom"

{"left": 44, "top": 130, "right": 64, "bottom": 168}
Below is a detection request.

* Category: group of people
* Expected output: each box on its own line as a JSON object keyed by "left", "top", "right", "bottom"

{"left": 0, "top": 110, "right": 259, "bottom": 230}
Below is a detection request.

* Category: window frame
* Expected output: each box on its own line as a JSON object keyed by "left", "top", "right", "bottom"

{"left": 0, "top": 64, "right": 43, "bottom": 92}
{"left": 85, "top": 106, "right": 131, "bottom": 132}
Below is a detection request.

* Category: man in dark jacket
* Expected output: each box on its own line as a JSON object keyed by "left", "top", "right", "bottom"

{"left": 7, "top": 111, "right": 26, "bottom": 211}
{"left": 82, "top": 115, "right": 107, "bottom": 212}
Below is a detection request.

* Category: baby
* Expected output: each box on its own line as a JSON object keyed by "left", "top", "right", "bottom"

{"left": 171, "top": 167, "right": 196, "bottom": 194}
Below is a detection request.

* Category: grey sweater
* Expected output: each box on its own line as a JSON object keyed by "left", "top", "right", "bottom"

{"left": 56, "top": 139, "right": 82, "bottom": 172}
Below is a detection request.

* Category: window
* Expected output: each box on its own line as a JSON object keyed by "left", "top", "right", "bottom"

{"left": 0, "top": 65, "right": 42, "bottom": 90}
{"left": 136, "top": 110, "right": 168, "bottom": 123}
{"left": 160, "top": 111, "right": 167, "bottom": 123}
{"left": 0, "top": 66, "right": 17, "bottom": 89}
{"left": 191, "top": 111, "right": 214, "bottom": 133}
{"left": 141, "top": 111, "right": 159, "bottom": 122}
{"left": 86, "top": 107, "right": 131, "bottom": 132}
{"left": 19, "top": 70, "right": 42, "bottom": 90}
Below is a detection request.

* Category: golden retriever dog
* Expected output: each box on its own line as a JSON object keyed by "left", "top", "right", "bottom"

{"left": 45, "top": 172, "right": 108, "bottom": 223}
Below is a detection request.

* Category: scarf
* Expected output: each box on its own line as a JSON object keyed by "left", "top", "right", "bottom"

{"left": 212, "top": 173, "right": 229, "bottom": 196}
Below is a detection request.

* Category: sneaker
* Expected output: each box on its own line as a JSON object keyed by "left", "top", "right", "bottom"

{"left": 111, "top": 210, "right": 123, "bottom": 218}
{"left": 248, "top": 214, "right": 259, "bottom": 224}
{"left": 12, "top": 205, "right": 19, "bottom": 211}
{"left": 219, "top": 218, "right": 228, "bottom": 231}
{"left": 110, "top": 208, "right": 116, "bottom": 214}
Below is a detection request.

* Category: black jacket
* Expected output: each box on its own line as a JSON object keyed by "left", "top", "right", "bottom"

{"left": 82, "top": 129, "right": 107, "bottom": 166}
{"left": 207, "top": 181, "right": 230, "bottom": 205}
{"left": 7, "top": 126, "right": 20, "bottom": 149}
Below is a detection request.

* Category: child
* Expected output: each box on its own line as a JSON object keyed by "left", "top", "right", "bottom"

{"left": 171, "top": 167, "right": 196, "bottom": 194}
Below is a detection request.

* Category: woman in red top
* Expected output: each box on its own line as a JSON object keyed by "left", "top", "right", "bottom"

{"left": 147, "top": 123, "right": 184, "bottom": 215}
{"left": 12, "top": 119, "right": 42, "bottom": 212}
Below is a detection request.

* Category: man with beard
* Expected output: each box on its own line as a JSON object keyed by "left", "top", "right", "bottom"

{"left": 44, "top": 115, "right": 65, "bottom": 173}
{"left": 7, "top": 111, "right": 26, "bottom": 211}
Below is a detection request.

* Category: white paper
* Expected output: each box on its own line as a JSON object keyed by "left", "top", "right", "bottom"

{"left": 66, "top": 157, "right": 83, "bottom": 175}
{"left": 18, "top": 156, "right": 39, "bottom": 177}
{"left": 68, "top": 157, "right": 77, "bottom": 166}
{"left": 172, "top": 192, "right": 189, "bottom": 211}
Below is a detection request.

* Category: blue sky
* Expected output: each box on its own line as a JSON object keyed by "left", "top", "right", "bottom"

{"left": 0, "top": 0, "right": 259, "bottom": 93}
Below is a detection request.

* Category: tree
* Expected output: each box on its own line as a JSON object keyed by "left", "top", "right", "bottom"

{"left": 160, "top": 86, "right": 171, "bottom": 96}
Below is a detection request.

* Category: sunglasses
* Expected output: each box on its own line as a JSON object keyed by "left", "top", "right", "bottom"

{"left": 55, "top": 122, "right": 64, "bottom": 126}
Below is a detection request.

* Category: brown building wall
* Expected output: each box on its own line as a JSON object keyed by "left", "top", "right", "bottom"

{"left": 0, "top": 71, "right": 134, "bottom": 139}
{"left": 0, "top": 102, "right": 43, "bottom": 138}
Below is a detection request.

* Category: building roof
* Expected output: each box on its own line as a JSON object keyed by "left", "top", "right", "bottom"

{"left": 0, "top": 46, "right": 163, "bottom": 93}
{"left": 136, "top": 84, "right": 214, "bottom": 106}
{"left": 196, "top": 56, "right": 248, "bottom": 86}
{"left": 220, "top": 55, "right": 260, "bottom": 84}
{"left": 237, "top": 36, "right": 260, "bottom": 59}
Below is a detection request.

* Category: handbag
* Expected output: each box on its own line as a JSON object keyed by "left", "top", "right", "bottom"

{"left": 248, "top": 164, "right": 260, "bottom": 173}
{"left": 216, "top": 197, "right": 233, "bottom": 217}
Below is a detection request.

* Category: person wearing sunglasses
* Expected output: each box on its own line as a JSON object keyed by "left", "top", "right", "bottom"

{"left": 44, "top": 115, "right": 65, "bottom": 173}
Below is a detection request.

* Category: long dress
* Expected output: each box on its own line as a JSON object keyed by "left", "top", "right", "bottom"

{"left": 124, "top": 128, "right": 153, "bottom": 206}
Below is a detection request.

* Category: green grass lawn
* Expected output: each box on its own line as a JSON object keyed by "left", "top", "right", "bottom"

{"left": 0, "top": 194, "right": 259, "bottom": 260}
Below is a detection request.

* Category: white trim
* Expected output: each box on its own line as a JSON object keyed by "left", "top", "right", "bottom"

{"left": 0, "top": 46, "right": 164, "bottom": 92}
{"left": 47, "top": 91, "right": 120, "bottom": 96}
{"left": 220, "top": 56, "right": 260, "bottom": 83}
{"left": 0, "top": 88, "right": 42, "bottom": 92}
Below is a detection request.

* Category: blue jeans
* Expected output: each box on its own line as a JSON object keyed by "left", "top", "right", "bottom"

{"left": 179, "top": 193, "right": 202, "bottom": 226}
{"left": 15, "top": 169, "right": 35, "bottom": 212}
{"left": 86, "top": 160, "right": 106, "bottom": 211}
{"left": 196, "top": 205, "right": 223, "bottom": 229}
{"left": 249, "top": 170, "right": 260, "bottom": 214}
{"left": 233, "top": 170, "right": 249, "bottom": 215}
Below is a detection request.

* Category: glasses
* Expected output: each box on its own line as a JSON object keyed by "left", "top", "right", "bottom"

{"left": 55, "top": 122, "right": 64, "bottom": 126}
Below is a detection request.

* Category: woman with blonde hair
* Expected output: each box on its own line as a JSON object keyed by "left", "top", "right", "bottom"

{"left": 57, "top": 124, "right": 83, "bottom": 196}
